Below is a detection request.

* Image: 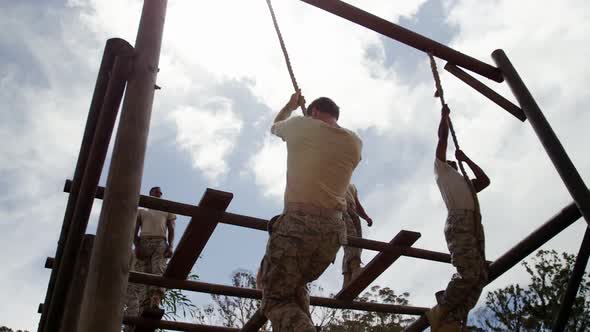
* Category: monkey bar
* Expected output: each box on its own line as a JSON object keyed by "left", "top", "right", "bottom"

{"left": 37, "top": 1, "right": 589, "bottom": 332}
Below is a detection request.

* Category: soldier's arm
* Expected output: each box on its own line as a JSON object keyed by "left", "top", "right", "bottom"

{"left": 166, "top": 217, "right": 176, "bottom": 254}
{"left": 456, "top": 150, "right": 491, "bottom": 193}
{"left": 353, "top": 191, "right": 373, "bottom": 226}
{"left": 273, "top": 90, "right": 305, "bottom": 124}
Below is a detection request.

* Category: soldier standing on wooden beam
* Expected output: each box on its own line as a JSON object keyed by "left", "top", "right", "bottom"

{"left": 259, "top": 90, "right": 362, "bottom": 331}
{"left": 123, "top": 186, "right": 176, "bottom": 331}
{"left": 428, "top": 105, "right": 490, "bottom": 332}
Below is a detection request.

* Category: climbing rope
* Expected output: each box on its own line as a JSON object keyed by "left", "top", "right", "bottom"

{"left": 428, "top": 53, "right": 481, "bottom": 214}
{"left": 265, "top": 0, "right": 306, "bottom": 115}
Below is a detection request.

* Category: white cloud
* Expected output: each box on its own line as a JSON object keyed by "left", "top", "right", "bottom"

{"left": 247, "top": 134, "right": 287, "bottom": 201}
{"left": 170, "top": 99, "right": 242, "bottom": 183}
{"left": 3, "top": 0, "right": 590, "bottom": 330}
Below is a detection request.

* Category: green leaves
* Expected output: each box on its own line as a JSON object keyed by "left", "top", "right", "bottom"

{"left": 473, "top": 250, "right": 590, "bottom": 331}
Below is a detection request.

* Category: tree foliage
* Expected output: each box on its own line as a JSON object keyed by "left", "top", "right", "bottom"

{"left": 323, "top": 285, "right": 415, "bottom": 332}
{"left": 193, "top": 270, "right": 416, "bottom": 331}
{"left": 473, "top": 250, "right": 590, "bottom": 331}
{"left": 161, "top": 273, "right": 199, "bottom": 321}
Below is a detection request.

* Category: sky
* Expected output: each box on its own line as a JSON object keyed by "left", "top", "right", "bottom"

{"left": 1, "top": 0, "right": 590, "bottom": 330}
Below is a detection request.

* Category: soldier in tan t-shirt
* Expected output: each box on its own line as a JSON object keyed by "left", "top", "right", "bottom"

{"left": 124, "top": 186, "right": 176, "bottom": 326}
{"left": 259, "top": 90, "right": 362, "bottom": 332}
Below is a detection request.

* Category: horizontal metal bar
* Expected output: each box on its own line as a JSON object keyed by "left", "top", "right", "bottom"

{"left": 488, "top": 202, "right": 581, "bottom": 281}
{"left": 129, "top": 272, "right": 429, "bottom": 315}
{"left": 444, "top": 63, "right": 526, "bottom": 122}
{"left": 300, "top": 0, "right": 503, "bottom": 82}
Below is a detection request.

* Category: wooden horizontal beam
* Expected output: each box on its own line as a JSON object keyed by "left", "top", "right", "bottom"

{"left": 164, "top": 189, "right": 233, "bottom": 280}
{"left": 64, "top": 180, "right": 456, "bottom": 264}
{"left": 299, "top": 0, "right": 503, "bottom": 82}
{"left": 124, "top": 316, "right": 241, "bottom": 332}
{"left": 337, "top": 230, "right": 421, "bottom": 300}
{"left": 444, "top": 63, "right": 526, "bottom": 122}
{"left": 133, "top": 308, "right": 164, "bottom": 332}
{"left": 129, "top": 271, "right": 428, "bottom": 315}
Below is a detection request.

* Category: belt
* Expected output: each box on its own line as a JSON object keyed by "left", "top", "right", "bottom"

{"left": 284, "top": 202, "right": 343, "bottom": 219}
{"left": 140, "top": 235, "right": 167, "bottom": 240}
{"left": 448, "top": 209, "right": 476, "bottom": 215}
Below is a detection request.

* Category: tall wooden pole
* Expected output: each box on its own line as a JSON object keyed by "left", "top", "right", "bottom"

{"left": 492, "top": 49, "right": 590, "bottom": 225}
{"left": 78, "top": 1, "right": 167, "bottom": 331}
{"left": 37, "top": 38, "right": 131, "bottom": 332}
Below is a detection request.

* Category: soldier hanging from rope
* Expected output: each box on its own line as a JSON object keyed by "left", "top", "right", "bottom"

{"left": 427, "top": 104, "right": 490, "bottom": 332}
{"left": 341, "top": 183, "right": 373, "bottom": 288}
{"left": 259, "top": 90, "right": 362, "bottom": 331}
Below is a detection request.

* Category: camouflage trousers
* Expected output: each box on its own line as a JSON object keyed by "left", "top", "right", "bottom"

{"left": 124, "top": 237, "right": 167, "bottom": 319}
{"left": 441, "top": 210, "right": 487, "bottom": 323}
{"left": 260, "top": 210, "right": 345, "bottom": 331}
{"left": 342, "top": 211, "right": 362, "bottom": 275}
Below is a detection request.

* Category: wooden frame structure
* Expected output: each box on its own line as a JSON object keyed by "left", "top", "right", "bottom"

{"left": 37, "top": 1, "right": 590, "bottom": 331}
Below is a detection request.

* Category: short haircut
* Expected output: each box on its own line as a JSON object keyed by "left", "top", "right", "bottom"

{"left": 307, "top": 97, "right": 340, "bottom": 120}
{"left": 149, "top": 186, "right": 161, "bottom": 194}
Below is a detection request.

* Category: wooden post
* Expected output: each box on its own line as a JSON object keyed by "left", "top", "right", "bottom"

{"left": 60, "top": 235, "right": 95, "bottom": 332}
{"left": 43, "top": 50, "right": 133, "bottom": 332}
{"left": 488, "top": 202, "right": 581, "bottom": 281}
{"left": 38, "top": 38, "right": 131, "bottom": 332}
{"left": 78, "top": 1, "right": 168, "bottom": 331}
{"left": 553, "top": 227, "right": 590, "bottom": 331}
{"left": 492, "top": 49, "right": 590, "bottom": 226}
{"left": 444, "top": 63, "right": 526, "bottom": 121}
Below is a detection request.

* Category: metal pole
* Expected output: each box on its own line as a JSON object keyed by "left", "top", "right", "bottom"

{"left": 492, "top": 49, "right": 590, "bottom": 225}
{"left": 78, "top": 1, "right": 168, "bottom": 331}
{"left": 553, "top": 226, "right": 590, "bottom": 331}
{"left": 444, "top": 63, "right": 526, "bottom": 121}
{"left": 300, "top": 0, "right": 503, "bottom": 82}
{"left": 37, "top": 38, "right": 130, "bottom": 332}
{"left": 488, "top": 202, "right": 581, "bottom": 281}
{"left": 43, "top": 53, "right": 133, "bottom": 332}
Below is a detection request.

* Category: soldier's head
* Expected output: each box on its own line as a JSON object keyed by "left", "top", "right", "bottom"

{"left": 149, "top": 186, "right": 163, "bottom": 198}
{"left": 306, "top": 97, "right": 340, "bottom": 122}
{"left": 446, "top": 160, "right": 458, "bottom": 171}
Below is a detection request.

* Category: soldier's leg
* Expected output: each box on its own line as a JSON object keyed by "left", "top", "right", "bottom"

{"left": 442, "top": 213, "right": 486, "bottom": 323}
{"left": 148, "top": 239, "right": 167, "bottom": 307}
{"left": 261, "top": 232, "right": 316, "bottom": 332}
{"left": 137, "top": 238, "right": 155, "bottom": 311}
{"left": 342, "top": 214, "right": 360, "bottom": 288}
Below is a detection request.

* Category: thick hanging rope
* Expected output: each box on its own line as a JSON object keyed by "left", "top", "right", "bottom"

{"left": 428, "top": 53, "right": 480, "bottom": 214}
{"left": 265, "top": 0, "right": 306, "bottom": 115}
